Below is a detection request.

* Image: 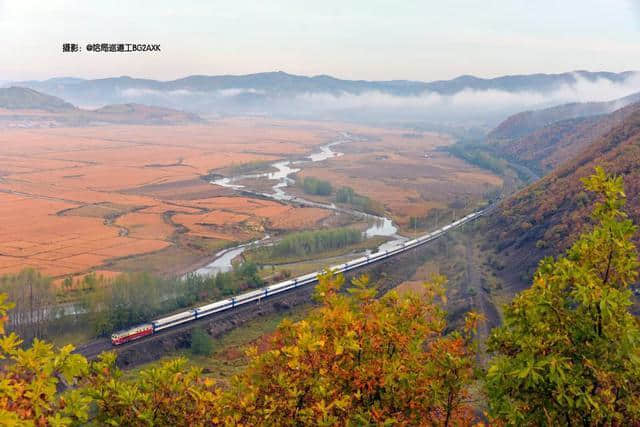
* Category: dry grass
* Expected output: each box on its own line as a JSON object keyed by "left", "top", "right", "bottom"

{"left": 0, "top": 120, "right": 339, "bottom": 279}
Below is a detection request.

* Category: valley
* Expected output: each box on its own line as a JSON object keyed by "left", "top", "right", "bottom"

{"left": 0, "top": 117, "right": 501, "bottom": 285}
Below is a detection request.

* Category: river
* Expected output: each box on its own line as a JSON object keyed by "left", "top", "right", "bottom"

{"left": 194, "top": 132, "right": 405, "bottom": 277}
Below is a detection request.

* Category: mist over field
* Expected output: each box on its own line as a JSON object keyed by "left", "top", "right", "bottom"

{"left": 9, "top": 70, "right": 640, "bottom": 129}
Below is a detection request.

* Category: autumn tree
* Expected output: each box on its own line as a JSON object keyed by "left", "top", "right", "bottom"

{"left": 0, "top": 293, "right": 91, "bottom": 426}
{"left": 217, "top": 272, "right": 480, "bottom": 426}
{"left": 85, "top": 353, "right": 221, "bottom": 426}
{"left": 486, "top": 167, "right": 640, "bottom": 425}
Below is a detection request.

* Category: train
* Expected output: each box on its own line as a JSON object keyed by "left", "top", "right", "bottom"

{"left": 110, "top": 210, "right": 483, "bottom": 345}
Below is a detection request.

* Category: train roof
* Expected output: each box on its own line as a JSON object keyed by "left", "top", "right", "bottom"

{"left": 196, "top": 299, "right": 232, "bottom": 312}
{"left": 152, "top": 310, "right": 194, "bottom": 324}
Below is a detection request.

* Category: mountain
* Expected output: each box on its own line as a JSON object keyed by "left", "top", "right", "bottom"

{"left": 17, "top": 70, "right": 635, "bottom": 100}
{"left": 11, "top": 71, "right": 639, "bottom": 127}
{"left": 488, "top": 91, "right": 640, "bottom": 141}
{"left": 427, "top": 70, "right": 635, "bottom": 95}
{"left": 0, "top": 86, "right": 76, "bottom": 112}
{"left": 87, "top": 103, "right": 203, "bottom": 124}
{"left": 487, "top": 94, "right": 640, "bottom": 175}
{"left": 0, "top": 88, "right": 201, "bottom": 127}
{"left": 485, "top": 102, "right": 640, "bottom": 293}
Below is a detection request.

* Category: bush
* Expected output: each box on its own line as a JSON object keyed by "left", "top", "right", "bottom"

{"left": 191, "top": 328, "right": 214, "bottom": 356}
{"left": 335, "top": 186, "right": 384, "bottom": 216}
{"left": 300, "top": 177, "right": 332, "bottom": 195}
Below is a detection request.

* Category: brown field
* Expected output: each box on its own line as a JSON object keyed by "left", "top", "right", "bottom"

{"left": 297, "top": 130, "right": 503, "bottom": 229}
{"left": 0, "top": 118, "right": 342, "bottom": 278}
{"left": 0, "top": 118, "right": 502, "bottom": 279}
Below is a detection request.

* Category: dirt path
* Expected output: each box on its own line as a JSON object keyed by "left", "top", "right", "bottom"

{"left": 464, "top": 237, "right": 500, "bottom": 363}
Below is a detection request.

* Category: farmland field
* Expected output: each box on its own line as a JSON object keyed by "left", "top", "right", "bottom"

{"left": 294, "top": 129, "right": 503, "bottom": 230}
{"left": 0, "top": 119, "right": 342, "bottom": 277}
{"left": 0, "top": 118, "right": 502, "bottom": 279}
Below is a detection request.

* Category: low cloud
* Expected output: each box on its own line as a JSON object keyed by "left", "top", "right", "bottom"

{"left": 113, "top": 73, "right": 640, "bottom": 123}
{"left": 291, "top": 72, "right": 640, "bottom": 116}
{"left": 120, "top": 87, "right": 265, "bottom": 99}
{"left": 120, "top": 88, "right": 198, "bottom": 98}
{"left": 217, "top": 88, "right": 265, "bottom": 97}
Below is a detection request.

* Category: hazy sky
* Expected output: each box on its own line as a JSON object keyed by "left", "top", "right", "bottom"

{"left": 1, "top": 0, "right": 639, "bottom": 82}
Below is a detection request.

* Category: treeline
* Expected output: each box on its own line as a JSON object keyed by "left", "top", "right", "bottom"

{"left": 85, "top": 261, "right": 263, "bottom": 336}
{"left": 299, "top": 176, "right": 332, "bottom": 195}
{"left": 335, "top": 186, "right": 385, "bottom": 216}
{"left": 2, "top": 168, "right": 640, "bottom": 425}
{"left": 252, "top": 228, "right": 362, "bottom": 261}
{"left": 228, "top": 160, "right": 273, "bottom": 175}
{"left": 298, "top": 177, "right": 385, "bottom": 216}
{"left": 408, "top": 207, "right": 451, "bottom": 230}
{"left": 443, "top": 142, "right": 508, "bottom": 175}
{"left": 0, "top": 269, "right": 56, "bottom": 342}
{"left": 0, "top": 262, "right": 264, "bottom": 339}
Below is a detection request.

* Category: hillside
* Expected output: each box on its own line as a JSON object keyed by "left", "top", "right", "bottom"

{"left": 491, "top": 103, "right": 640, "bottom": 174}
{"left": 488, "top": 91, "right": 640, "bottom": 141}
{"left": 0, "top": 86, "right": 76, "bottom": 112}
{"left": 87, "top": 103, "right": 203, "bottom": 124}
{"left": 485, "top": 102, "right": 640, "bottom": 292}
{"left": 0, "top": 89, "right": 202, "bottom": 127}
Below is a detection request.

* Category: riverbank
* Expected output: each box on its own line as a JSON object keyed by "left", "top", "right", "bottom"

{"left": 192, "top": 132, "right": 407, "bottom": 278}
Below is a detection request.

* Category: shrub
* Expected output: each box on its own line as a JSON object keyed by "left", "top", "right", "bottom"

{"left": 191, "top": 328, "right": 214, "bottom": 356}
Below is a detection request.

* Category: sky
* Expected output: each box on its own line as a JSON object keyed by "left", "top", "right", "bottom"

{"left": 0, "top": 0, "right": 639, "bottom": 82}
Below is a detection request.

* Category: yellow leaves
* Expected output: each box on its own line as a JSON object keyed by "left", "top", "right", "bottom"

{"left": 0, "top": 333, "right": 22, "bottom": 358}
{"left": 0, "top": 270, "right": 481, "bottom": 425}
{"left": 0, "top": 316, "right": 8, "bottom": 337}
{"left": 334, "top": 343, "right": 343, "bottom": 356}
{"left": 0, "top": 335, "right": 92, "bottom": 426}
{"left": 287, "top": 359, "right": 300, "bottom": 371}
{"left": 487, "top": 167, "right": 640, "bottom": 426}
{"left": 0, "top": 293, "right": 15, "bottom": 335}
{"left": 216, "top": 271, "right": 478, "bottom": 425}
{"left": 463, "top": 312, "right": 485, "bottom": 336}
{"left": 421, "top": 274, "right": 447, "bottom": 304}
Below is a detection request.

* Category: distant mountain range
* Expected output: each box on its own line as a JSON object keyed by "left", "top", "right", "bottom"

{"left": 0, "top": 87, "right": 202, "bottom": 126}
{"left": 12, "top": 70, "right": 635, "bottom": 96}
{"left": 6, "top": 70, "right": 639, "bottom": 127}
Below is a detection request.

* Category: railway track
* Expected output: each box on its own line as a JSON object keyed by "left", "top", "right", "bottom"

{"left": 75, "top": 207, "right": 490, "bottom": 359}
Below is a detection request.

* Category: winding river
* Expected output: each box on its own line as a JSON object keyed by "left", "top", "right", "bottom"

{"left": 194, "top": 133, "right": 405, "bottom": 276}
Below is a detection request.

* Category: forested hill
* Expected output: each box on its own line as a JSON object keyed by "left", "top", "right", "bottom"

{"left": 488, "top": 90, "right": 640, "bottom": 141}
{"left": 485, "top": 102, "right": 640, "bottom": 292}
{"left": 489, "top": 102, "right": 640, "bottom": 175}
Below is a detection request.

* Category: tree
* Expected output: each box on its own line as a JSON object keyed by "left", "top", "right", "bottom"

{"left": 486, "top": 167, "right": 640, "bottom": 426}
{"left": 301, "top": 177, "right": 333, "bottom": 196}
{"left": 0, "top": 268, "right": 56, "bottom": 342}
{"left": 0, "top": 293, "right": 91, "bottom": 426}
{"left": 86, "top": 353, "right": 220, "bottom": 426}
{"left": 191, "top": 327, "right": 214, "bottom": 356}
{"left": 217, "top": 271, "right": 480, "bottom": 426}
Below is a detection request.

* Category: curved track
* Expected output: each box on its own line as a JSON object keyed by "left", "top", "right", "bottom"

{"left": 75, "top": 207, "right": 490, "bottom": 358}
